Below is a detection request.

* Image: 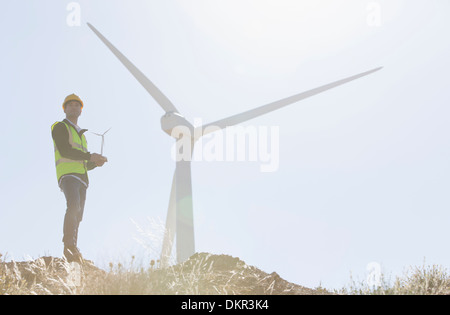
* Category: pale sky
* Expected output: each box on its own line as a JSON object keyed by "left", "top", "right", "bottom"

{"left": 1, "top": 0, "right": 449, "bottom": 290}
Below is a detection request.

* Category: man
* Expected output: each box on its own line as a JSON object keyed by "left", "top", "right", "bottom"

{"left": 51, "top": 93, "right": 108, "bottom": 263}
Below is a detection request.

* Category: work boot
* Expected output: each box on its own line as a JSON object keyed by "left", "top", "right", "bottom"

{"left": 63, "top": 246, "right": 84, "bottom": 263}
{"left": 63, "top": 246, "right": 95, "bottom": 266}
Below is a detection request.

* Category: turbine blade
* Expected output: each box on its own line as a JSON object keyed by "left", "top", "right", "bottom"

{"left": 175, "top": 158, "right": 195, "bottom": 263}
{"left": 87, "top": 23, "right": 179, "bottom": 113}
{"left": 160, "top": 171, "right": 177, "bottom": 267}
{"left": 103, "top": 127, "right": 112, "bottom": 135}
{"left": 198, "top": 67, "right": 382, "bottom": 136}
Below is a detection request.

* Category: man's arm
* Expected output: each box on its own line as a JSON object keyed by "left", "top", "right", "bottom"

{"left": 52, "top": 122, "right": 107, "bottom": 168}
{"left": 87, "top": 161, "right": 97, "bottom": 171}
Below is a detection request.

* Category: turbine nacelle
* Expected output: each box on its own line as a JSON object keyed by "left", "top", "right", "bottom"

{"left": 161, "top": 111, "right": 194, "bottom": 139}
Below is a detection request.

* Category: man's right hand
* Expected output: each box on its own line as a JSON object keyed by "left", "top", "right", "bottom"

{"left": 90, "top": 153, "right": 108, "bottom": 167}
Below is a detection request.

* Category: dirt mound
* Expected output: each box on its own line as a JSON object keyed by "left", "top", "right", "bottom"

{"left": 0, "top": 253, "right": 331, "bottom": 295}
{"left": 146, "top": 252, "right": 330, "bottom": 295}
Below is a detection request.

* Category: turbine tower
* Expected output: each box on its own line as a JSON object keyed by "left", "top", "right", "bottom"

{"left": 87, "top": 23, "right": 382, "bottom": 266}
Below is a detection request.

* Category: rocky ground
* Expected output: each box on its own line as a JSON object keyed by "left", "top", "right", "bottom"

{"left": 0, "top": 252, "right": 331, "bottom": 295}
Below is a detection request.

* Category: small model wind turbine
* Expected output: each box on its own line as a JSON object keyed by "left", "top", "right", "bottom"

{"left": 87, "top": 22, "right": 382, "bottom": 266}
{"left": 92, "top": 127, "right": 111, "bottom": 155}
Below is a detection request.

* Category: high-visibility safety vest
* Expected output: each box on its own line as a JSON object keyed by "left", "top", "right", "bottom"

{"left": 51, "top": 121, "right": 88, "bottom": 182}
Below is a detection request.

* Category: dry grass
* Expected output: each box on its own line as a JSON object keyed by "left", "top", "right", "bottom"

{"left": 0, "top": 252, "right": 327, "bottom": 295}
{"left": 338, "top": 261, "right": 450, "bottom": 295}
{"left": 1, "top": 217, "right": 448, "bottom": 295}
{"left": 2, "top": 251, "right": 449, "bottom": 295}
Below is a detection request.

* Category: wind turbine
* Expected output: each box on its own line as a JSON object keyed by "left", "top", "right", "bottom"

{"left": 87, "top": 22, "right": 382, "bottom": 266}
{"left": 92, "top": 127, "right": 111, "bottom": 155}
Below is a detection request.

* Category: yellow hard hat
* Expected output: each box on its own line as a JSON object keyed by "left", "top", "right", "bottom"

{"left": 63, "top": 93, "right": 84, "bottom": 109}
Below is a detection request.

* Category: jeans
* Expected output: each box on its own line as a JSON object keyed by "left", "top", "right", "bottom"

{"left": 60, "top": 176, "right": 87, "bottom": 248}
